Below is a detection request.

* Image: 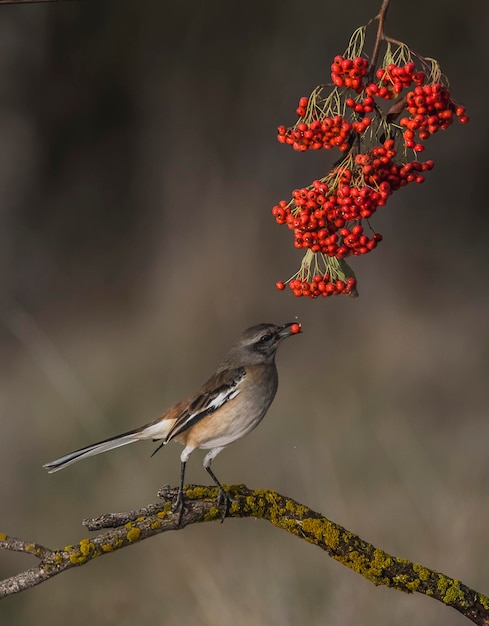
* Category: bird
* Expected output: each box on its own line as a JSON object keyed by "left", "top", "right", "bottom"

{"left": 43, "top": 322, "right": 301, "bottom": 521}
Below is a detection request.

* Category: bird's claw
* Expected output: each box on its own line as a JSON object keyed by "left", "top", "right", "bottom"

{"left": 172, "top": 489, "right": 186, "bottom": 527}
{"left": 217, "top": 489, "right": 233, "bottom": 523}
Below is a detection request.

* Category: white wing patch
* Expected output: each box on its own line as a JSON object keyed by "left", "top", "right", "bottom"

{"left": 163, "top": 373, "right": 245, "bottom": 443}
{"left": 206, "top": 387, "right": 240, "bottom": 411}
{"left": 169, "top": 386, "right": 241, "bottom": 436}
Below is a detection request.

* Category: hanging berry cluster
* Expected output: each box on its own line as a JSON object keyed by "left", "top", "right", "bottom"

{"left": 273, "top": 24, "right": 468, "bottom": 299}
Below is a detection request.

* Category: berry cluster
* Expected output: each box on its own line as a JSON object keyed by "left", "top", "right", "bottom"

{"left": 272, "top": 139, "right": 434, "bottom": 264}
{"left": 273, "top": 24, "right": 468, "bottom": 299}
{"left": 365, "top": 62, "right": 425, "bottom": 99}
{"left": 277, "top": 274, "right": 357, "bottom": 299}
{"left": 400, "top": 84, "right": 469, "bottom": 147}
{"left": 331, "top": 55, "right": 369, "bottom": 92}
{"left": 277, "top": 116, "right": 353, "bottom": 152}
{"left": 358, "top": 140, "right": 435, "bottom": 190}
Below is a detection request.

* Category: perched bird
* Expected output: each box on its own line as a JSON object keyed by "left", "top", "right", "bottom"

{"left": 43, "top": 322, "right": 301, "bottom": 519}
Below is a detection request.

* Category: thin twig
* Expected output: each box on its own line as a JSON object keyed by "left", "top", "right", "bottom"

{"left": 0, "top": 0, "right": 85, "bottom": 4}
{"left": 370, "top": 0, "right": 390, "bottom": 69}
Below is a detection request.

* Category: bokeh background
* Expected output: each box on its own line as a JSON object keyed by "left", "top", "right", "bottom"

{"left": 0, "top": 1, "right": 488, "bottom": 624}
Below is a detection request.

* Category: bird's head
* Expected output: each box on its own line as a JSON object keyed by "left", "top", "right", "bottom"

{"left": 219, "top": 322, "right": 302, "bottom": 367}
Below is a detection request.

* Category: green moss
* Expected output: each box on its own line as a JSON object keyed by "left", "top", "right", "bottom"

{"left": 126, "top": 527, "right": 141, "bottom": 542}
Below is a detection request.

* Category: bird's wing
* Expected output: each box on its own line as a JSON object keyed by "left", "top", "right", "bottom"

{"left": 163, "top": 366, "right": 246, "bottom": 442}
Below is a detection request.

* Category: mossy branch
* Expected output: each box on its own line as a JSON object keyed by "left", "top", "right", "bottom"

{"left": 1, "top": 484, "right": 488, "bottom": 624}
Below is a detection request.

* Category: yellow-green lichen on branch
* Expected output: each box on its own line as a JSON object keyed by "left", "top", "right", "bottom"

{"left": 369, "top": 549, "right": 393, "bottom": 578}
{"left": 413, "top": 563, "right": 431, "bottom": 581}
{"left": 301, "top": 517, "right": 341, "bottom": 549}
{"left": 185, "top": 486, "right": 212, "bottom": 500}
{"left": 126, "top": 527, "right": 141, "bottom": 543}
{"left": 393, "top": 574, "right": 419, "bottom": 593}
{"left": 344, "top": 548, "right": 391, "bottom": 586}
{"left": 68, "top": 538, "right": 98, "bottom": 565}
{"left": 245, "top": 493, "right": 267, "bottom": 517}
{"left": 478, "top": 593, "right": 489, "bottom": 610}
{"left": 69, "top": 551, "right": 87, "bottom": 565}
{"left": 0, "top": 532, "right": 7, "bottom": 541}
{"left": 285, "top": 498, "right": 309, "bottom": 518}
{"left": 79, "top": 538, "right": 95, "bottom": 556}
{"left": 203, "top": 506, "right": 221, "bottom": 522}
{"left": 438, "top": 577, "right": 466, "bottom": 606}
{"left": 25, "top": 544, "right": 45, "bottom": 558}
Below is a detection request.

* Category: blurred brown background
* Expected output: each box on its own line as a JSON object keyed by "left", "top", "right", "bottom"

{"left": 0, "top": 1, "right": 488, "bottom": 624}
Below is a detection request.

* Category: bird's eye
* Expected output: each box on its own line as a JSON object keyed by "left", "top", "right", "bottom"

{"left": 259, "top": 333, "right": 273, "bottom": 343}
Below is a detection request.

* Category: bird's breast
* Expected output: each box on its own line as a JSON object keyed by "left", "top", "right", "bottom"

{"left": 182, "top": 364, "right": 278, "bottom": 450}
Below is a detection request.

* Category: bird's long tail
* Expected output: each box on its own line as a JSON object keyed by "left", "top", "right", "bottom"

{"left": 43, "top": 427, "right": 145, "bottom": 473}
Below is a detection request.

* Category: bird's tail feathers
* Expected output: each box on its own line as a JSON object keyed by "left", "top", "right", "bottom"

{"left": 42, "top": 428, "right": 144, "bottom": 474}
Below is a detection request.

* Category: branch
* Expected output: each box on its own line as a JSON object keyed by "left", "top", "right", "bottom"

{"left": 370, "top": 0, "right": 390, "bottom": 70}
{"left": 1, "top": 485, "right": 488, "bottom": 624}
{"left": 0, "top": 1, "right": 85, "bottom": 4}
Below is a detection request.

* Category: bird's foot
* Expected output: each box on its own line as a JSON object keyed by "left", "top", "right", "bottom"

{"left": 172, "top": 488, "right": 186, "bottom": 527}
{"left": 216, "top": 488, "right": 233, "bottom": 523}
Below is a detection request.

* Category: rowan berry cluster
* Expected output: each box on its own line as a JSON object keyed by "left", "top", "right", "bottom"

{"left": 365, "top": 61, "right": 425, "bottom": 99}
{"left": 276, "top": 274, "right": 357, "bottom": 298}
{"left": 273, "top": 25, "right": 468, "bottom": 299}
{"left": 331, "top": 55, "right": 369, "bottom": 92}
{"left": 277, "top": 116, "right": 353, "bottom": 152}
{"left": 400, "top": 84, "right": 469, "bottom": 148}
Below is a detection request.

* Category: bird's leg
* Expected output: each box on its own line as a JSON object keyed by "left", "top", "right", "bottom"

{"left": 172, "top": 459, "right": 187, "bottom": 526}
{"left": 204, "top": 454, "right": 230, "bottom": 523}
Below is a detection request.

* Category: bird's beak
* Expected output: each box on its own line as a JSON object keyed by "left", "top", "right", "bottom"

{"left": 278, "top": 322, "right": 302, "bottom": 338}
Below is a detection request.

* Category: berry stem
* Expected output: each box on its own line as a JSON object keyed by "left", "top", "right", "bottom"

{"left": 369, "top": 0, "right": 391, "bottom": 75}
